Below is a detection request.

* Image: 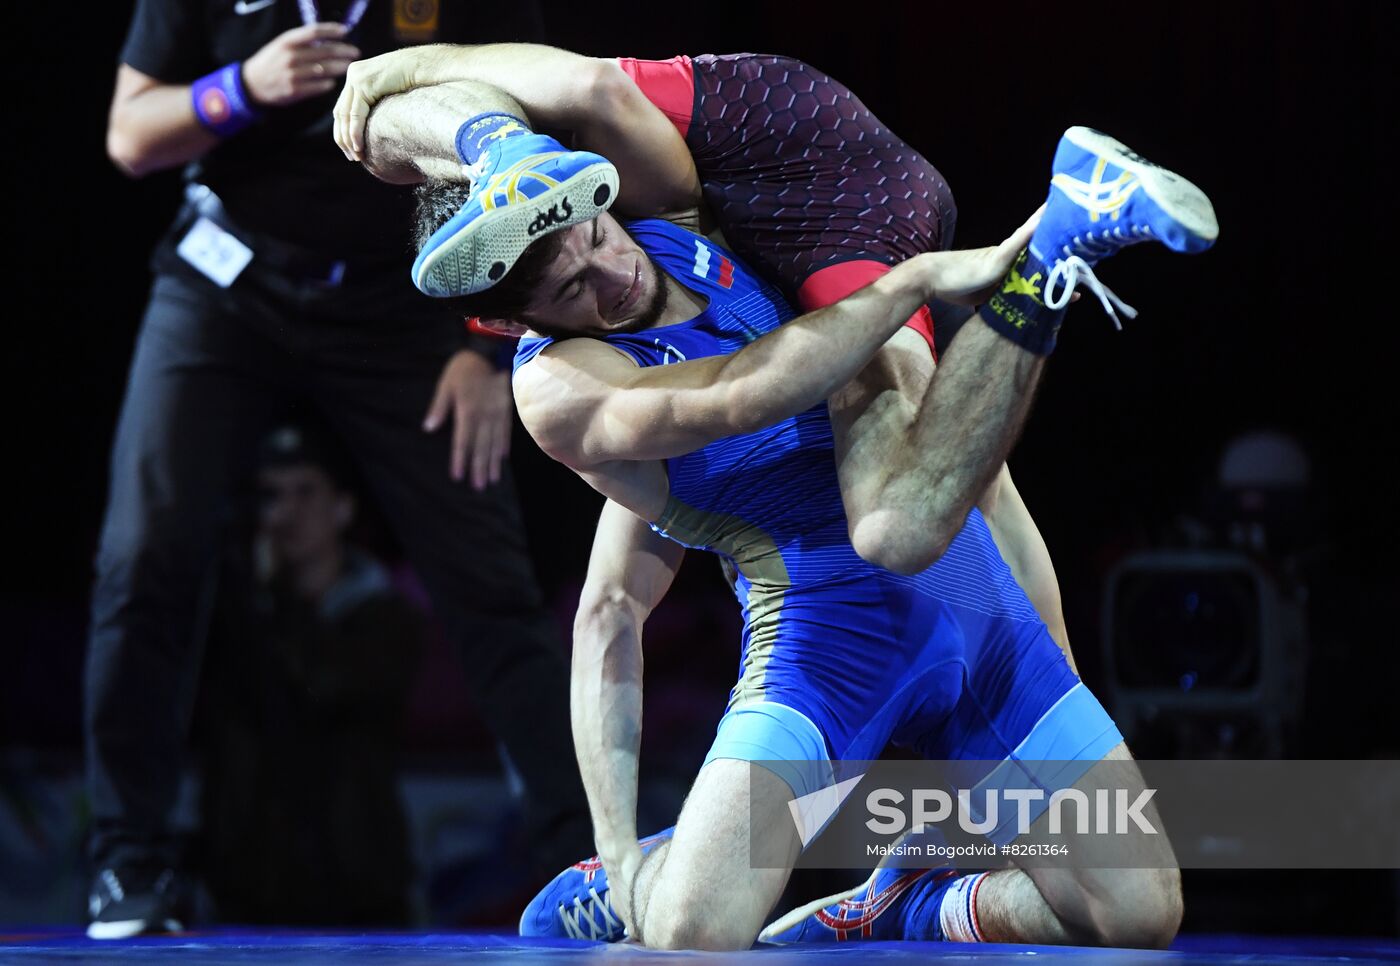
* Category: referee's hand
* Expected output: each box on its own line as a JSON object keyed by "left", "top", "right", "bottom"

{"left": 423, "top": 350, "right": 513, "bottom": 490}
{"left": 243, "top": 22, "right": 361, "bottom": 108}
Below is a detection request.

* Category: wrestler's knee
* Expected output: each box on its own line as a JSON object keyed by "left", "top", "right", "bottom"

{"left": 1077, "top": 866, "right": 1182, "bottom": 949}
{"left": 643, "top": 906, "right": 758, "bottom": 952}
{"left": 635, "top": 851, "right": 762, "bottom": 951}
{"left": 849, "top": 507, "right": 955, "bottom": 576}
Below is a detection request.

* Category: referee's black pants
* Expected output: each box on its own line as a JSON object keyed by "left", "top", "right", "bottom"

{"left": 85, "top": 248, "right": 589, "bottom": 879}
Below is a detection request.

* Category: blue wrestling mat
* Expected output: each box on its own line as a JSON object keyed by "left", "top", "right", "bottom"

{"left": 1, "top": 930, "right": 1397, "bottom": 964}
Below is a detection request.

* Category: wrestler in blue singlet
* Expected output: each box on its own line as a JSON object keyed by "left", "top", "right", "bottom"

{"left": 516, "top": 219, "right": 1120, "bottom": 838}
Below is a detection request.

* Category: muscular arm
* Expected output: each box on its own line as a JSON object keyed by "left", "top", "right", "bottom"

{"left": 515, "top": 252, "right": 956, "bottom": 470}
{"left": 572, "top": 499, "right": 684, "bottom": 921}
{"left": 343, "top": 43, "right": 700, "bottom": 216}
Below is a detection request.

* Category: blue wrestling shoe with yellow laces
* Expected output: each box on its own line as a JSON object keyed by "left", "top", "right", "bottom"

{"left": 519, "top": 827, "right": 673, "bottom": 942}
{"left": 1028, "top": 126, "right": 1219, "bottom": 325}
{"left": 412, "top": 132, "right": 619, "bottom": 298}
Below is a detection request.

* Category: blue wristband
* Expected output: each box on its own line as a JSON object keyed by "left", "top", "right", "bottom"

{"left": 191, "top": 63, "right": 261, "bottom": 137}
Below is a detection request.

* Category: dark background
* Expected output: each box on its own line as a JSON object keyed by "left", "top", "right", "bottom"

{"left": 3, "top": 0, "right": 1395, "bottom": 935}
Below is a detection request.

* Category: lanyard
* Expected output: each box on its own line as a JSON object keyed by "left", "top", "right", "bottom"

{"left": 296, "top": 0, "right": 370, "bottom": 31}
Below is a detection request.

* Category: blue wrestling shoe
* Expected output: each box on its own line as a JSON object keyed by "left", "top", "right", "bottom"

{"left": 519, "top": 827, "right": 673, "bottom": 942}
{"left": 1028, "top": 126, "right": 1219, "bottom": 326}
{"left": 412, "top": 132, "right": 620, "bottom": 297}
{"left": 759, "top": 866, "right": 960, "bottom": 943}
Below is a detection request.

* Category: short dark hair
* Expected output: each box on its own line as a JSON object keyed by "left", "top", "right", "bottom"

{"left": 413, "top": 179, "right": 569, "bottom": 328}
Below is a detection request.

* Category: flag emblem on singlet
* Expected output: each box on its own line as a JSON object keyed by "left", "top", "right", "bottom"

{"left": 692, "top": 240, "right": 734, "bottom": 289}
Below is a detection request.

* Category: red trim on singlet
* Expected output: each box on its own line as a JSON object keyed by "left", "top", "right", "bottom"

{"left": 798, "top": 260, "right": 937, "bottom": 359}
{"left": 617, "top": 55, "right": 695, "bottom": 136}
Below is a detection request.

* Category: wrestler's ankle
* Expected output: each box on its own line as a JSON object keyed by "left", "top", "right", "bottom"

{"left": 938, "top": 871, "right": 992, "bottom": 942}
{"left": 454, "top": 112, "right": 532, "bottom": 166}
{"left": 979, "top": 249, "right": 1064, "bottom": 356}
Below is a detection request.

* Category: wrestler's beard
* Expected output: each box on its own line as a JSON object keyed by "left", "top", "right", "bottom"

{"left": 608, "top": 253, "right": 670, "bottom": 334}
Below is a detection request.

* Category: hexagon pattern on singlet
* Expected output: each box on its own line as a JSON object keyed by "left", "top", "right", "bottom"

{"left": 686, "top": 54, "right": 958, "bottom": 293}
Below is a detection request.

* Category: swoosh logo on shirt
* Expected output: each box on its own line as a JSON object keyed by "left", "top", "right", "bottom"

{"left": 234, "top": 0, "right": 278, "bottom": 14}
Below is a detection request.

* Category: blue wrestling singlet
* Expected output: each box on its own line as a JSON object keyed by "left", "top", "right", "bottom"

{"left": 515, "top": 219, "right": 1121, "bottom": 817}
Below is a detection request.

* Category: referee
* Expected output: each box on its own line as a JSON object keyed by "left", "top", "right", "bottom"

{"left": 87, "top": 0, "right": 587, "bottom": 937}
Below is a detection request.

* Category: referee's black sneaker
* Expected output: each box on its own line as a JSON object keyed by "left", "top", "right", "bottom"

{"left": 87, "top": 865, "right": 183, "bottom": 939}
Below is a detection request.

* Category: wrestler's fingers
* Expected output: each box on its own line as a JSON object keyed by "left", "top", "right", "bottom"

{"left": 331, "top": 106, "right": 345, "bottom": 158}
{"left": 346, "top": 89, "right": 371, "bottom": 159}
{"left": 332, "top": 82, "right": 350, "bottom": 157}
{"left": 333, "top": 89, "right": 357, "bottom": 158}
{"left": 1001, "top": 204, "right": 1046, "bottom": 254}
{"left": 341, "top": 103, "right": 358, "bottom": 160}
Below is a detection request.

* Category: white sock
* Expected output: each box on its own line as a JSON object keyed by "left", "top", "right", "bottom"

{"left": 938, "top": 872, "right": 990, "bottom": 942}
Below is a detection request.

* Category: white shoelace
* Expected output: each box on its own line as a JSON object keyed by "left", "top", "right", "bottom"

{"left": 461, "top": 154, "right": 491, "bottom": 186}
{"left": 1044, "top": 255, "right": 1138, "bottom": 329}
{"left": 102, "top": 868, "right": 126, "bottom": 901}
{"left": 557, "top": 888, "right": 625, "bottom": 941}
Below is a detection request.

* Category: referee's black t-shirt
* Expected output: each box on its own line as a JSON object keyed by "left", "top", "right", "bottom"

{"left": 120, "top": 0, "right": 544, "bottom": 257}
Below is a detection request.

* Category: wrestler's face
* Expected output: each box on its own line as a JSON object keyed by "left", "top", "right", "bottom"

{"left": 521, "top": 212, "right": 668, "bottom": 337}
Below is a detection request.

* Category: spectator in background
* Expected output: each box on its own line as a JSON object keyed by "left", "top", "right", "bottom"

{"left": 86, "top": 0, "right": 588, "bottom": 939}
{"left": 197, "top": 424, "right": 420, "bottom": 926}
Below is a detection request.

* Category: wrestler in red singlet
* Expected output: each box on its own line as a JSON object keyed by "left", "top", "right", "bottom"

{"left": 618, "top": 54, "right": 961, "bottom": 355}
